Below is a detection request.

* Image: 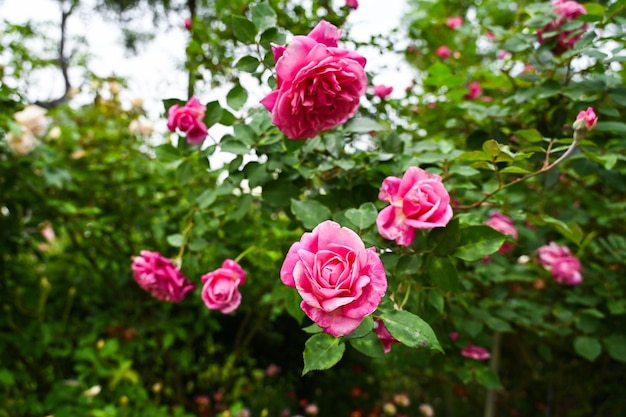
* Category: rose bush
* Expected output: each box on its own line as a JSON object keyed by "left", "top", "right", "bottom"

{"left": 280, "top": 221, "right": 387, "bottom": 336}
{"left": 260, "top": 20, "right": 367, "bottom": 139}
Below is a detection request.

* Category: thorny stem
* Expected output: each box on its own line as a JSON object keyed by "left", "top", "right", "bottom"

{"left": 456, "top": 130, "right": 583, "bottom": 210}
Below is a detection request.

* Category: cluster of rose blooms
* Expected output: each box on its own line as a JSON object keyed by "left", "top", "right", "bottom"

{"left": 5, "top": 104, "right": 49, "bottom": 156}
{"left": 145, "top": 5, "right": 596, "bottom": 354}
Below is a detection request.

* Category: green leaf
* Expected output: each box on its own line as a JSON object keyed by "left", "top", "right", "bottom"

{"left": 302, "top": 333, "right": 345, "bottom": 375}
{"left": 593, "top": 121, "right": 626, "bottom": 133}
{"left": 204, "top": 101, "right": 223, "bottom": 128}
{"left": 176, "top": 160, "right": 194, "bottom": 184}
{"left": 475, "top": 367, "right": 503, "bottom": 389}
{"left": 231, "top": 16, "right": 257, "bottom": 43}
{"left": 603, "top": 335, "right": 626, "bottom": 363}
{"left": 427, "top": 255, "right": 458, "bottom": 292}
{"left": 235, "top": 55, "right": 261, "bottom": 73}
{"left": 275, "top": 286, "right": 304, "bottom": 324}
{"left": 540, "top": 216, "right": 583, "bottom": 245}
{"left": 189, "top": 237, "right": 209, "bottom": 251}
{"left": 349, "top": 332, "right": 386, "bottom": 358}
{"left": 0, "top": 369, "right": 14, "bottom": 387}
{"left": 344, "top": 117, "right": 384, "bottom": 133}
{"left": 345, "top": 202, "right": 378, "bottom": 229}
{"left": 290, "top": 199, "right": 332, "bottom": 230}
{"left": 428, "top": 218, "right": 460, "bottom": 256}
{"left": 514, "top": 129, "right": 544, "bottom": 143}
{"left": 166, "top": 234, "right": 183, "bottom": 248}
{"left": 226, "top": 84, "right": 249, "bottom": 110}
{"left": 154, "top": 143, "right": 180, "bottom": 163}
{"left": 574, "top": 336, "right": 602, "bottom": 362}
{"left": 250, "top": 1, "right": 277, "bottom": 34}
{"left": 196, "top": 189, "right": 217, "bottom": 209}
{"left": 343, "top": 315, "right": 374, "bottom": 340}
{"left": 379, "top": 310, "right": 442, "bottom": 352}
{"left": 220, "top": 137, "right": 249, "bottom": 155}
{"left": 453, "top": 226, "right": 506, "bottom": 262}
{"left": 302, "top": 323, "right": 323, "bottom": 334}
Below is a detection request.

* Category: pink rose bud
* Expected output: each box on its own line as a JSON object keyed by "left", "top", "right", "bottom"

{"left": 464, "top": 81, "right": 482, "bottom": 100}
{"left": 184, "top": 19, "right": 192, "bottom": 30}
{"left": 166, "top": 96, "right": 208, "bottom": 145}
{"left": 435, "top": 45, "right": 451, "bottom": 59}
{"left": 260, "top": 20, "right": 367, "bottom": 139}
{"left": 131, "top": 251, "right": 195, "bottom": 302}
{"left": 201, "top": 259, "right": 246, "bottom": 314}
{"left": 484, "top": 212, "right": 518, "bottom": 253}
{"left": 446, "top": 16, "right": 463, "bottom": 30}
{"left": 461, "top": 344, "right": 491, "bottom": 361}
{"left": 573, "top": 107, "right": 597, "bottom": 131}
{"left": 280, "top": 221, "right": 387, "bottom": 336}
{"left": 376, "top": 166, "right": 453, "bottom": 247}
{"left": 375, "top": 319, "right": 400, "bottom": 353}
{"left": 345, "top": 0, "right": 358, "bottom": 9}
{"left": 373, "top": 84, "right": 393, "bottom": 98}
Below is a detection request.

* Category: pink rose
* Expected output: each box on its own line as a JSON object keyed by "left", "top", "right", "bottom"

{"left": 375, "top": 318, "right": 399, "bottom": 353}
{"left": 484, "top": 212, "right": 518, "bottom": 253}
{"left": 461, "top": 344, "right": 491, "bottom": 361}
{"left": 551, "top": 255, "right": 583, "bottom": 285}
{"left": 280, "top": 220, "right": 387, "bottom": 336}
{"left": 465, "top": 81, "right": 482, "bottom": 100}
{"left": 131, "top": 250, "right": 195, "bottom": 302}
{"left": 446, "top": 16, "right": 463, "bottom": 30}
{"left": 184, "top": 18, "right": 192, "bottom": 30}
{"left": 537, "top": 242, "right": 572, "bottom": 267}
{"left": 574, "top": 107, "right": 597, "bottom": 131}
{"left": 435, "top": 46, "right": 451, "bottom": 59}
{"left": 448, "top": 331, "right": 459, "bottom": 342}
{"left": 376, "top": 166, "right": 453, "bottom": 247}
{"left": 537, "top": 0, "right": 587, "bottom": 54}
{"left": 260, "top": 20, "right": 367, "bottom": 139}
{"left": 373, "top": 84, "right": 393, "bottom": 98}
{"left": 167, "top": 96, "right": 208, "bottom": 145}
{"left": 201, "top": 259, "right": 246, "bottom": 314}
{"left": 345, "top": 0, "right": 358, "bottom": 9}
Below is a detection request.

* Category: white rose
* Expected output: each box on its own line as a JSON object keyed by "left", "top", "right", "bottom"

{"left": 6, "top": 126, "right": 37, "bottom": 156}
{"left": 14, "top": 105, "right": 48, "bottom": 137}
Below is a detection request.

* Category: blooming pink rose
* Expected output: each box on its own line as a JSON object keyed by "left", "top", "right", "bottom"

{"left": 551, "top": 255, "right": 583, "bottom": 285}
{"left": 537, "top": 242, "right": 572, "bottom": 267}
{"left": 537, "top": 0, "right": 587, "bottom": 54}
{"left": 465, "top": 81, "right": 482, "bottom": 100}
{"left": 375, "top": 319, "right": 399, "bottom": 353}
{"left": 373, "top": 84, "right": 393, "bottom": 98}
{"left": 484, "top": 212, "right": 518, "bottom": 253}
{"left": 435, "top": 46, "right": 451, "bottom": 59}
{"left": 201, "top": 259, "right": 246, "bottom": 314}
{"left": 446, "top": 16, "right": 463, "bottom": 30}
{"left": 345, "top": 0, "right": 358, "bottom": 9}
{"left": 280, "top": 220, "right": 387, "bottom": 336}
{"left": 260, "top": 20, "right": 367, "bottom": 139}
{"left": 574, "top": 107, "right": 597, "bottom": 131}
{"left": 461, "top": 344, "right": 491, "bottom": 361}
{"left": 167, "top": 96, "right": 208, "bottom": 145}
{"left": 376, "top": 166, "right": 453, "bottom": 247}
{"left": 131, "top": 250, "right": 195, "bottom": 302}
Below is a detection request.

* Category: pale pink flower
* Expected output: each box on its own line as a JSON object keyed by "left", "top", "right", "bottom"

{"left": 201, "top": 259, "right": 246, "bottom": 314}
{"left": 446, "top": 16, "right": 463, "bottom": 30}
{"left": 484, "top": 212, "right": 518, "bottom": 253}
{"left": 375, "top": 318, "right": 399, "bottom": 353}
{"left": 280, "top": 220, "right": 387, "bottom": 336}
{"left": 497, "top": 50, "right": 509, "bottom": 59}
{"left": 14, "top": 104, "right": 48, "bottom": 137}
{"left": 419, "top": 404, "right": 434, "bottom": 417}
{"left": 551, "top": 255, "right": 583, "bottom": 285}
{"left": 435, "top": 45, "right": 451, "bottom": 59}
{"left": 376, "top": 166, "right": 453, "bottom": 247}
{"left": 461, "top": 344, "right": 491, "bottom": 361}
{"left": 465, "top": 81, "right": 482, "bottom": 100}
{"left": 261, "top": 20, "right": 367, "bottom": 139}
{"left": 373, "top": 84, "right": 393, "bottom": 98}
{"left": 537, "top": 0, "right": 587, "bottom": 54}
{"left": 6, "top": 126, "right": 37, "bottom": 156}
{"left": 537, "top": 242, "right": 572, "bottom": 267}
{"left": 574, "top": 107, "right": 597, "bottom": 131}
{"left": 345, "top": 0, "right": 358, "bottom": 9}
{"left": 131, "top": 250, "right": 195, "bottom": 302}
{"left": 167, "top": 96, "right": 208, "bottom": 145}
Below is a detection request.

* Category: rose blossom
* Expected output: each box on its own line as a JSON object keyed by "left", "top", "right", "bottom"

{"left": 184, "top": 18, "right": 192, "bottom": 30}
{"left": 6, "top": 126, "right": 37, "bottom": 156}
{"left": 484, "top": 212, "right": 518, "bottom": 253}
{"left": 461, "top": 344, "right": 491, "bottom": 361}
{"left": 261, "top": 20, "right": 367, "bottom": 139}
{"left": 573, "top": 107, "right": 597, "bottom": 131}
{"left": 373, "top": 84, "right": 393, "bottom": 98}
{"left": 345, "top": 0, "right": 358, "bottom": 9}
{"left": 435, "top": 46, "right": 451, "bottom": 59}
{"left": 465, "top": 81, "right": 482, "bottom": 100}
{"left": 201, "top": 259, "right": 246, "bottom": 314}
{"left": 131, "top": 250, "right": 195, "bottom": 302}
{"left": 375, "top": 318, "right": 399, "bottom": 353}
{"left": 167, "top": 96, "right": 208, "bottom": 145}
{"left": 537, "top": 0, "right": 587, "bottom": 54}
{"left": 551, "top": 255, "right": 583, "bottom": 285}
{"left": 280, "top": 220, "right": 387, "bottom": 336}
{"left": 446, "top": 16, "right": 463, "bottom": 30}
{"left": 537, "top": 242, "right": 572, "bottom": 267}
{"left": 14, "top": 104, "right": 49, "bottom": 137}
{"left": 376, "top": 166, "right": 453, "bottom": 247}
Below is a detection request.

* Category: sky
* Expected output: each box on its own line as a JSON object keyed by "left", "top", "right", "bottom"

{"left": 0, "top": 0, "right": 413, "bottom": 122}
